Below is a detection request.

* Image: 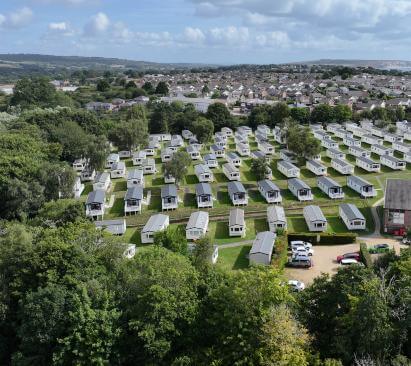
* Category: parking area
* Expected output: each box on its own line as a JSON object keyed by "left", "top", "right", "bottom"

{"left": 285, "top": 238, "right": 407, "bottom": 285}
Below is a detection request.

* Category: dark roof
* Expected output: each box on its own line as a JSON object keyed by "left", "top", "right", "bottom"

{"left": 196, "top": 183, "right": 212, "bottom": 196}
{"left": 228, "top": 181, "right": 246, "bottom": 195}
{"left": 86, "top": 190, "right": 105, "bottom": 204}
{"left": 161, "top": 184, "right": 177, "bottom": 198}
{"left": 258, "top": 179, "right": 280, "bottom": 192}
{"left": 340, "top": 203, "right": 365, "bottom": 221}
{"left": 385, "top": 179, "right": 411, "bottom": 210}
{"left": 125, "top": 186, "right": 143, "bottom": 201}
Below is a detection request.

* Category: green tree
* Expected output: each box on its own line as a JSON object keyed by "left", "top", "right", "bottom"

{"left": 155, "top": 81, "right": 169, "bottom": 96}
{"left": 191, "top": 236, "right": 214, "bottom": 270}
{"left": 110, "top": 118, "right": 148, "bottom": 151}
{"left": 154, "top": 226, "right": 188, "bottom": 256}
{"left": 165, "top": 151, "right": 191, "bottom": 185}
{"left": 142, "top": 82, "right": 155, "bottom": 95}
{"left": 206, "top": 102, "right": 235, "bottom": 130}
{"left": 311, "top": 104, "right": 334, "bottom": 123}
{"left": 201, "top": 84, "right": 210, "bottom": 96}
{"left": 287, "top": 125, "right": 321, "bottom": 163}
{"left": 36, "top": 199, "right": 86, "bottom": 226}
{"left": 269, "top": 102, "right": 290, "bottom": 126}
{"left": 333, "top": 104, "right": 352, "bottom": 123}
{"left": 248, "top": 105, "right": 271, "bottom": 129}
{"left": 290, "top": 107, "right": 310, "bottom": 124}
{"left": 192, "top": 117, "right": 214, "bottom": 144}
{"left": 251, "top": 157, "right": 271, "bottom": 181}
{"left": 96, "top": 79, "right": 110, "bottom": 92}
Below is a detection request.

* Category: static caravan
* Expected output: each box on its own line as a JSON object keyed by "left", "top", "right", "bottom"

{"left": 305, "top": 153, "right": 322, "bottom": 161}
{"left": 164, "top": 172, "right": 176, "bottom": 184}
{"left": 142, "top": 158, "right": 157, "bottom": 175}
{"left": 392, "top": 141, "right": 411, "bottom": 154}
{"left": 221, "top": 127, "right": 233, "bottom": 137}
{"left": 322, "top": 138, "right": 339, "bottom": 149}
{"left": 352, "top": 127, "right": 368, "bottom": 138}
{"left": 85, "top": 190, "right": 106, "bottom": 219}
{"left": 255, "top": 132, "right": 268, "bottom": 144}
{"left": 303, "top": 205, "right": 327, "bottom": 232}
{"left": 95, "top": 219, "right": 126, "bottom": 236}
{"left": 380, "top": 155, "right": 406, "bottom": 170}
{"left": 144, "top": 145, "right": 156, "bottom": 156}
{"left": 306, "top": 159, "right": 327, "bottom": 176}
{"left": 127, "top": 169, "right": 144, "bottom": 188}
{"left": 258, "top": 141, "right": 275, "bottom": 155}
{"left": 132, "top": 151, "right": 147, "bottom": 166}
{"left": 189, "top": 140, "right": 202, "bottom": 151}
{"left": 313, "top": 130, "right": 331, "bottom": 141}
{"left": 229, "top": 208, "right": 246, "bottom": 237}
{"left": 288, "top": 178, "right": 313, "bottom": 201}
{"left": 356, "top": 156, "right": 381, "bottom": 172}
{"left": 277, "top": 160, "right": 300, "bottom": 178}
{"left": 171, "top": 134, "right": 184, "bottom": 147}
{"left": 331, "top": 158, "right": 355, "bottom": 175}
{"left": 215, "top": 131, "right": 228, "bottom": 142}
{"left": 339, "top": 203, "right": 366, "bottom": 230}
{"left": 362, "top": 134, "right": 383, "bottom": 146}
{"left": 195, "top": 164, "right": 214, "bottom": 183}
{"left": 164, "top": 143, "right": 178, "bottom": 153}
{"left": 182, "top": 129, "right": 194, "bottom": 140}
{"left": 161, "top": 148, "right": 174, "bottom": 163}
{"left": 335, "top": 128, "right": 351, "bottom": 139}
{"left": 345, "top": 122, "right": 359, "bottom": 132}
{"left": 72, "top": 177, "right": 84, "bottom": 199}
{"left": 349, "top": 146, "right": 371, "bottom": 158}
{"left": 93, "top": 172, "right": 111, "bottom": 191}
{"left": 186, "top": 145, "right": 201, "bottom": 160}
{"left": 404, "top": 151, "right": 411, "bottom": 163}
{"left": 118, "top": 150, "right": 131, "bottom": 159}
{"left": 210, "top": 144, "right": 225, "bottom": 158}
{"left": 80, "top": 167, "right": 96, "bottom": 182}
{"left": 343, "top": 136, "right": 361, "bottom": 148}
{"left": 223, "top": 163, "right": 240, "bottom": 181}
{"left": 204, "top": 153, "right": 218, "bottom": 168}
{"left": 124, "top": 186, "right": 144, "bottom": 215}
{"left": 280, "top": 149, "right": 297, "bottom": 163}
{"left": 404, "top": 131, "right": 411, "bottom": 141}
{"left": 236, "top": 142, "right": 251, "bottom": 157}
{"left": 317, "top": 176, "right": 344, "bottom": 199}
{"left": 237, "top": 125, "right": 253, "bottom": 136}
{"left": 267, "top": 205, "right": 287, "bottom": 232}
{"left": 257, "top": 179, "right": 282, "bottom": 204}
{"left": 371, "top": 126, "right": 385, "bottom": 137}
{"left": 371, "top": 144, "right": 394, "bottom": 156}
{"left": 186, "top": 211, "right": 209, "bottom": 240}
{"left": 141, "top": 214, "right": 169, "bottom": 244}
{"left": 227, "top": 181, "right": 248, "bottom": 206}
{"left": 384, "top": 133, "right": 403, "bottom": 144}
{"left": 214, "top": 136, "right": 226, "bottom": 149}
{"left": 234, "top": 133, "right": 247, "bottom": 144}
{"left": 360, "top": 120, "right": 373, "bottom": 131}
{"left": 347, "top": 175, "right": 376, "bottom": 198}
{"left": 226, "top": 152, "right": 241, "bottom": 167}
{"left": 249, "top": 231, "right": 276, "bottom": 266}
{"left": 110, "top": 161, "right": 126, "bottom": 179}
{"left": 105, "top": 153, "right": 120, "bottom": 169}
{"left": 196, "top": 183, "right": 213, "bottom": 208}
{"left": 251, "top": 150, "right": 271, "bottom": 163}
{"left": 161, "top": 184, "right": 179, "bottom": 211}
{"left": 326, "top": 123, "right": 341, "bottom": 134}
{"left": 327, "top": 148, "right": 346, "bottom": 160}
{"left": 257, "top": 124, "right": 271, "bottom": 136}
{"left": 73, "top": 158, "right": 87, "bottom": 172}
{"left": 273, "top": 126, "right": 287, "bottom": 144}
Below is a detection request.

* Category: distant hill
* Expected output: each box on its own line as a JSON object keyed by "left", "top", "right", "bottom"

{"left": 290, "top": 59, "right": 411, "bottom": 70}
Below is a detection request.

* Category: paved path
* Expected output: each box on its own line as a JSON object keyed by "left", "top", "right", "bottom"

{"left": 368, "top": 197, "right": 384, "bottom": 237}
{"left": 218, "top": 240, "right": 254, "bottom": 249}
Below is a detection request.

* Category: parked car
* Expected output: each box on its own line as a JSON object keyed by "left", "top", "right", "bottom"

{"left": 402, "top": 237, "right": 411, "bottom": 245}
{"left": 368, "top": 243, "right": 390, "bottom": 254}
{"left": 286, "top": 255, "right": 313, "bottom": 268}
{"left": 340, "top": 258, "right": 360, "bottom": 265}
{"left": 290, "top": 240, "right": 313, "bottom": 249}
{"left": 291, "top": 246, "right": 314, "bottom": 256}
{"left": 288, "top": 280, "right": 305, "bottom": 292}
{"left": 337, "top": 252, "right": 360, "bottom": 263}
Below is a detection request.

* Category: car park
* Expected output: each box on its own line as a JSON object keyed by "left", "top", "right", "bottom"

{"left": 340, "top": 258, "right": 359, "bottom": 265}
{"left": 288, "top": 280, "right": 306, "bottom": 292}
{"left": 368, "top": 243, "right": 390, "bottom": 254}
{"left": 286, "top": 255, "right": 313, "bottom": 268}
{"left": 292, "top": 246, "right": 314, "bottom": 256}
{"left": 336, "top": 252, "right": 360, "bottom": 263}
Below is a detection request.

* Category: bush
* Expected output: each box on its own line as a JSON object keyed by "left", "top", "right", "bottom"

{"left": 271, "top": 235, "right": 288, "bottom": 270}
{"left": 287, "top": 232, "right": 357, "bottom": 245}
{"left": 359, "top": 242, "right": 373, "bottom": 268}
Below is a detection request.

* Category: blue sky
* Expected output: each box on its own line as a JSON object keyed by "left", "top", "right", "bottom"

{"left": 1, "top": 0, "right": 411, "bottom": 64}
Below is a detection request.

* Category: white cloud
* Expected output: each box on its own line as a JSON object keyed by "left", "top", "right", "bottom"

{"left": 0, "top": 14, "right": 5, "bottom": 27}
{"left": 183, "top": 27, "right": 205, "bottom": 43}
{"left": 83, "top": 12, "right": 110, "bottom": 36}
{"left": 46, "top": 21, "right": 75, "bottom": 37}
{"left": 49, "top": 22, "right": 68, "bottom": 31}
{"left": 209, "top": 26, "right": 250, "bottom": 45}
{"left": 255, "top": 31, "right": 290, "bottom": 47}
{"left": 7, "top": 7, "right": 33, "bottom": 28}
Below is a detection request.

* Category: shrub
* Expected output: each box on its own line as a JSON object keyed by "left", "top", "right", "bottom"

{"left": 271, "top": 235, "right": 288, "bottom": 270}
{"left": 287, "top": 232, "right": 357, "bottom": 245}
{"left": 359, "top": 242, "right": 373, "bottom": 268}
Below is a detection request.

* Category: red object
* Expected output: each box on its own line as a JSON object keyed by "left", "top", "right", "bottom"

{"left": 337, "top": 253, "right": 360, "bottom": 263}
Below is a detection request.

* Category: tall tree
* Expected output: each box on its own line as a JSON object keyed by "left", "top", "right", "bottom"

{"left": 164, "top": 151, "right": 191, "bottom": 185}
{"left": 192, "top": 117, "right": 214, "bottom": 144}
{"left": 155, "top": 81, "right": 169, "bottom": 96}
{"left": 206, "top": 102, "right": 235, "bottom": 130}
{"left": 311, "top": 104, "right": 334, "bottom": 123}
{"left": 251, "top": 157, "right": 271, "bottom": 181}
{"left": 333, "top": 104, "right": 352, "bottom": 123}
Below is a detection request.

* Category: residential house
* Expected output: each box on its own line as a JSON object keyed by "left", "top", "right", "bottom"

{"left": 141, "top": 214, "right": 170, "bottom": 244}
{"left": 195, "top": 183, "right": 213, "bottom": 208}
{"left": 221, "top": 127, "right": 233, "bottom": 137}
{"left": 257, "top": 179, "right": 282, "bottom": 203}
{"left": 347, "top": 175, "right": 377, "bottom": 198}
{"left": 124, "top": 186, "right": 144, "bottom": 215}
{"left": 182, "top": 129, "right": 194, "bottom": 140}
{"left": 339, "top": 203, "right": 366, "bottom": 230}
{"left": 118, "top": 150, "right": 131, "bottom": 159}
{"left": 161, "top": 184, "right": 178, "bottom": 211}
{"left": 85, "top": 190, "right": 105, "bottom": 219}
{"left": 303, "top": 205, "right": 327, "bottom": 232}
{"left": 306, "top": 160, "right": 327, "bottom": 176}
{"left": 384, "top": 133, "right": 403, "bottom": 144}
{"left": 251, "top": 150, "right": 271, "bottom": 163}
{"left": 277, "top": 160, "right": 300, "bottom": 178}
{"left": 227, "top": 181, "right": 248, "bottom": 206}
{"left": 317, "top": 176, "right": 345, "bottom": 199}
{"left": 267, "top": 205, "right": 287, "bottom": 232}
{"left": 322, "top": 138, "right": 339, "bottom": 149}
{"left": 186, "top": 211, "right": 209, "bottom": 240}
{"left": 249, "top": 231, "right": 276, "bottom": 265}
{"left": 288, "top": 178, "right": 313, "bottom": 201}
{"left": 228, "top": 208, "right": 246, "bottom": 237}
{"left": 280, "top": 149, "right": 297, "bottom": 163}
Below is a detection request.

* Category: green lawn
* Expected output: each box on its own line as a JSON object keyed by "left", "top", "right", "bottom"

{"left": 216, "top": 244, "right": 251, "bottom": 271}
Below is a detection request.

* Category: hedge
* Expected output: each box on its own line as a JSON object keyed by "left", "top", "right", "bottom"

{"left": 360, "top": 242, "right": 373, "bottom": 268}
{"left": 271, "top": 235, "right": 288, "bottom": 270}
{"left": 287, "top": 232, "right": 357, "bottom": 245}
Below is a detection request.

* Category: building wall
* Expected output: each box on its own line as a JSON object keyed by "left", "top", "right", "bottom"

{"left": 384, "top": 208, "right": 411, "bottom": 234}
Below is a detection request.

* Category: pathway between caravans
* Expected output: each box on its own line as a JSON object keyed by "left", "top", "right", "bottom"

{"left": 218, "top": 240, "right": 254, "bottom": 249}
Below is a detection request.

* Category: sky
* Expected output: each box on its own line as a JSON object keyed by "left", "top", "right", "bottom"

{"left": 1, "top": 0, "right": 411, "bottom": 64}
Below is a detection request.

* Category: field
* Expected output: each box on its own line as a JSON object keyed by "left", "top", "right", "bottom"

{"left": 82, "top": 130, "right": 411, "bottom": 270}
